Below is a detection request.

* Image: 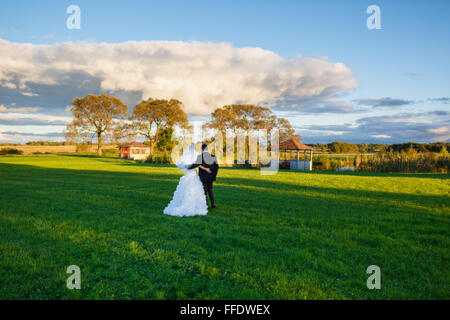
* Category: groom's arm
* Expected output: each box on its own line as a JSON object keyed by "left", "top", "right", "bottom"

{"left": 186, "top": 154, "right": 202, "bottom": 170}
{"left": 199, "top": 165, "right": 211, "bottom": 173}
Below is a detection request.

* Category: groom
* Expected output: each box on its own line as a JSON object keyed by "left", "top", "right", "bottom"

{"left": 188, "top": 144, "right": 219, "bottom": 208}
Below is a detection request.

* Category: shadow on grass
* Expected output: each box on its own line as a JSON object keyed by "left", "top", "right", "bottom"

{"left": 117, "top": 162, "right": 175, "bottom": 168}
{"left": 57, "top": 153, "right": 105, "bottom": 159}
{"left": 1, "top": 162, "right": 448, "bottom": 219}
{"left": 55, "top": 154, "right": 449, "bottom": 179}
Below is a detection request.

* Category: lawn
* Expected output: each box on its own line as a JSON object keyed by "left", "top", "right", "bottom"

{"left": 0, "top": 155, "right": 449, "bottom": 299}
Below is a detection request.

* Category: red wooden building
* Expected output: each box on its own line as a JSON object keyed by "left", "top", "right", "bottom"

{"left": 119, "top": 142, "right": 150, "bottom": 160}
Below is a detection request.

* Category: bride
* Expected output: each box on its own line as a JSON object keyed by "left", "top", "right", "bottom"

{"left": 164, "top": 144, "right": 209, "bottom": 217}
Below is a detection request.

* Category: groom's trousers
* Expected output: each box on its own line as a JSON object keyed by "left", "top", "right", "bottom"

{"left": 202, "top": 181, "right": 214, "bottom": 206}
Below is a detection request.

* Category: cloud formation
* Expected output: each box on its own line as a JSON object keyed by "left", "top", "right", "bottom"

{"left": 354, "top": 97, "right": 412, "bottom": 108}
{"left": 0, "top": 113, "right": 71, "bottom": 126}
{"left": 0, "top": 104, "right": 39, "bottom": 113}
{"left": 0, "top": 129, "right": 63, "bottom": 143}
{"left": 0, "top": 38, "right": 357, "bottom": 115}
{"left": 428, "top": 97, "right": 450, "bottom": 104}
{"left": 298, "top": 111, "right": 450, "bottom": 143}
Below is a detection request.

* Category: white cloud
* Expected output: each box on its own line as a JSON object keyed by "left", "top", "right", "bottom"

{"left": 0, "top": 129, "right": 63, "bottom": 143}
{"left": 0, "top": 38, "right": 357, "bottom": 115}
{"left": 0, "top": 104, "right": 39, "bottom": 113}
{"left": 298, "top": 111, "right": 450, "bottom": 143}
{"left": 20, "top": 91, "right": 39, "bottom": 97}
{"left": 0, "top": 81, "right": 16, "bottom": 89}
{"left": 371, "top": 134, "right": 391, "bottom": 139}
{"left": 0, "top": 112, "right": 72, "bottom": 125}
{"left": 428, "top": 126, "right": 448, "bottom": 134}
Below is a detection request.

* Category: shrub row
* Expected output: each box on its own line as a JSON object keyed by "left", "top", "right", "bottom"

{"left": 357, "top": 151, "right": 449, "bottom": 173}
{"left": 145, "top": 152, "right": 172, "bottom": 164}
{"left": 0, "top": 148, "right": 23, "bottom": 155}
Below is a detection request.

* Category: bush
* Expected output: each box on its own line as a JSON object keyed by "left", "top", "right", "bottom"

{"left": 235, "top": 160, "right": 253, "bottom": 168}
{"left": 26, "top": 141, "right": 69, "bottom": 146}
{"left": 0, "top": 148, "right": 23, "bottom": 155}
{"left": 278, "top": 160, "right": 290, "bottom": 170}
{"left": 328, "top": 141, "right": 359, "bottom": 153}
{"left": 145, "top": 152, "right": 172, "bottom": 164}
{"left": 76, "top": 143, "right": 91, "bottom": 153}
{"left": 101, "top": 148, "right": 118, "bottom": 156}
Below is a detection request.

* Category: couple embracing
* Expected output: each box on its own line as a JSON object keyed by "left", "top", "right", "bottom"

{"left": 164, "top": 144, "right": 219, "bottom": 217}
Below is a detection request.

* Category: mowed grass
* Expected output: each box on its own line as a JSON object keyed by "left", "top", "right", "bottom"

{"left": 0, "top": 155, "right": 449, "bottom": 299}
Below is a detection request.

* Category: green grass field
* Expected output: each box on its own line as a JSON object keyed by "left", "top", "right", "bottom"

{"left": 0, "top": 155, "right": 449, "bottom": 299}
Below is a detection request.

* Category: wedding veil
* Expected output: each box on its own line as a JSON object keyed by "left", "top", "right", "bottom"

{"left": 176, "top": 144, "right": 199, "bottom": 171}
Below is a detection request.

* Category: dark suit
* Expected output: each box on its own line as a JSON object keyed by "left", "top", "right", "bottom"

{"left": 187, "top": 152, "right": 219, "bottom": 206}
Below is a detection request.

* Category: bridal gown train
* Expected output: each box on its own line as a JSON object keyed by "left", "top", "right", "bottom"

{"left": 163, "top": 168, "right": 208, "bottom": 217}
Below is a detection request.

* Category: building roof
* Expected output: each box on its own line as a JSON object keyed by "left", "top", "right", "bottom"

{"left": 279, "top": 138, "right": 314, "bottom": 151}
{"left": 119, "top": 142, "right": 150, "bottom": 148}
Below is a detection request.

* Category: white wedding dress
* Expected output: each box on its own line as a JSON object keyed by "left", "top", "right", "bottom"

{"left": 164, "top": 145, "right": 208, "bottom": 217}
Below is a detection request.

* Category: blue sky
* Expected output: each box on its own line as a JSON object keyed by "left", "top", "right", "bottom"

{"left": 0, "top": 0, "right": 449, "bottom": 143}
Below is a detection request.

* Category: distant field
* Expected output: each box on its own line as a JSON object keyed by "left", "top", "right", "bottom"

{"left": 0, "top": 155, "right": 449, "bottom": 299}
{"left": 0, "top": 144, "right": 120, "bottom": 155}
{"left": 3, "top": 145, "right": 77, "bottom": 155}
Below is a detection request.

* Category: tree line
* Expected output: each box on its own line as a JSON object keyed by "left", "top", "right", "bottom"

{"left": 64, "top": 94, "right": 297, "bottom": 156}
{"left": 387, "top": 142, "right": 449, "bottom": 153}
{"left": 309, "top": 141, "right": 449, "bottom": 154}
{"left": 309, "top": 142, "right": 388, "bottom": 153}
{"left": 61, "top": 94, "right": 449, "bottom": 157}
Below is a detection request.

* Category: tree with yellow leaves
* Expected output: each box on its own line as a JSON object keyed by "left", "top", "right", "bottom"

{"left": 130, "top": 98, "right": 189, "bottom": 153}
{"left": 64, "top": 94, "right": 128, "bottom": 156}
